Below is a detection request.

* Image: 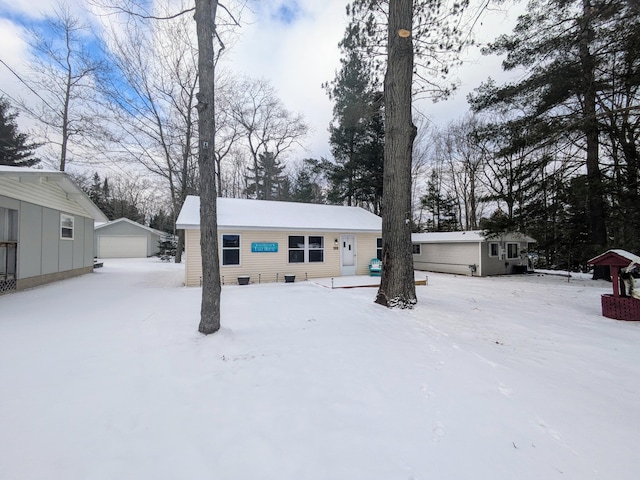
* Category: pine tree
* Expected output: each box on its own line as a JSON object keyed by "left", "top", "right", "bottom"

{"left": 245, "top": 151, "right": 287, "bottom": 200}
{"left": 0, "top": 97, "right": 40, "bottom": 167}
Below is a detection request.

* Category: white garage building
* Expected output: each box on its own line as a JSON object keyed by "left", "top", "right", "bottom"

{"left": 94, "top": 218, "right": 167, "bottom": 258}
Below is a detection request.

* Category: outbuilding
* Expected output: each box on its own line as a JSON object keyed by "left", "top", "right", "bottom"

{"left": 176, "top": 196, "right": 382, "bottom": 286}
{"left": 412, "top": 230, "right": 536, "bottom": 277}
{"left": 1, "top": 166, "right": 108, "bottom": 294}
{"left": 94, "top": 217, "right": 168, "bottom": 258}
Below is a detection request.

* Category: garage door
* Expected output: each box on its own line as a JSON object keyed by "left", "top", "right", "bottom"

{"left": 98, "top": 236, "right": 148, "bottom": 258}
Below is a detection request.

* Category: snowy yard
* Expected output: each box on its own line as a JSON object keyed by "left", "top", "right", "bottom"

{"left": 1, "top": 259, "right": 639, "bottom": 480}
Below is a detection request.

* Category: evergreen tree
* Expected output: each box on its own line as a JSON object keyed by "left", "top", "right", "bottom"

{"left": 421, "top": 170, "right": 458, "bottom": 232}
{"left": 245, "top": 151, "right": 287, "bottom": 200}
{"left": 289, "top": 160, "right": 325, "bottom": 204}
{"left": 324, "top": 31, "right": 384, "bottom": 213}
{"left": 470, "top": 0, "right": 640, "bottom": 266}
{"left": 0, "top": 97, "right": 40, "bottom": 167}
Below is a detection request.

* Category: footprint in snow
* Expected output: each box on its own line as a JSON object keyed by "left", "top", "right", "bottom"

{"left": 432, "top": 421, "right": 446, "bottom": 443}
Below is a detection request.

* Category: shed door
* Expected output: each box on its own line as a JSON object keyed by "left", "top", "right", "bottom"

{"left": 341, "top": 234, "right": 357, "bottom": 276}
{"left": 98, "top": 235, "right": 147, "bottom": 258}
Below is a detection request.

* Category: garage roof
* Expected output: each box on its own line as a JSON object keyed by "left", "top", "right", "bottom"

{"left": 95, "top": 217, "right": 168, "bottom": 237}
{"left": 412, "top": 231, "right": 536, "bottom": 243}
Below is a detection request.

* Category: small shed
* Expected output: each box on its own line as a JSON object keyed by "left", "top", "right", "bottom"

{"left": 94, "top": 217, "right": 168, "bottom": 258}
{"left": 1, "top": 166, "right": 108, "bottom": 294}
{"left": 588, "top": 249, "right": 640, "bottom": 321}
{"left": 412, "top": 231, "right": 536, "bottom": 276}
{"left": 176, "top": 196, "right": 382, "bottom": 286}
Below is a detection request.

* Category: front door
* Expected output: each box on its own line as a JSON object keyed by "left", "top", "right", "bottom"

{"left": 340, "top": 234, "right": 356, "bottom": 276}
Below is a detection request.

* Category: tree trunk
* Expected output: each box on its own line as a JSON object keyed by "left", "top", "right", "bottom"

{"left": 580, "top": 0, "right": 607, "bottom": 251}
{"left": 195, "top": 0, "right": 221, "bottom": 334}
{"left": 375, "top": 0, "right": 417, "bottom": 308}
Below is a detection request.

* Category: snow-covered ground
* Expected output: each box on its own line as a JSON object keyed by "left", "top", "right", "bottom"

{"left": 1, "top": 259, "right": 639, "bottom": 480}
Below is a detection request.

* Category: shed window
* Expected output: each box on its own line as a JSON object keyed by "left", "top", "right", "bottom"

{"left": 376, "top": 237, "right": 383, "bottom": 260}
{"left": 507, "top": 243, "right": 519, "bottom": 259}
{"left": 412, "top": 244, "right": 421, "bottom": 255}
{"left": 489, "top": 242, "right": 499, "bottom": 257}
{"left": 222, "top": 234, "right": 240, "bottom": 265}
{"left": 60, "top": 214, "right": 74, "bottom": 240}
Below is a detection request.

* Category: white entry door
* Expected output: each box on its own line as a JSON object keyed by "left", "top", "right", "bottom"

{"left": 340, "top": 234, "right": 357, "bottom": 276}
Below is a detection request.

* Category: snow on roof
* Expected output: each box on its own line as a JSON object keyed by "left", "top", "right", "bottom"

{"left": 412, "top": 230, "right": 536, "bottom": 244}
{"left": 95, "top": 217, "right": 169, "bottom": 237}
{"left": 176, "top": 196, "right": 382, "bottom": 232}
{"left": 588, "top": 249, "right": 640, "bottom": 266}
{"left": 412, "top": 231, "right": 486, "bottom": 243}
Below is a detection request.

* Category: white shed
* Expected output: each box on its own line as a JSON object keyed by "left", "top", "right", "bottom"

{"left": 412, "top": 230, "right": 536, "bottom": 276}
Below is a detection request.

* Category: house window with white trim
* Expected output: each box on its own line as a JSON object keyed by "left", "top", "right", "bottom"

{"left": 60, "top": 213, "right": 74, "bottom": 240}
{"left": 376, "top": 237, "right": 383, "bottom": 260}
{"left": 308, "top": 236, "right": 324, "bottom": 263}
{"left": 222, "top": 234, "right": 240, "bottom": 265}
{"left": 506, "top": 242, "right": 519, "bottom": 259}
{"left": 288, "top": 235, "right": 325, "bottom": 263}
{"left": 489, "top": 242, "right": 499, "bottom": 257}
{"left": 288, "top": 236, "right": 305, "bottom": 263}
{"left": 412, "top": 244, "right": 421, "bottom": 255}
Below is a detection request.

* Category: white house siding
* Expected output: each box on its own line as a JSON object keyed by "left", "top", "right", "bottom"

{"left": 413, "top": 242, "right": 479, "bottom": 276}
{"left": 183, "top": 229, "right": 381, "bottom": 286}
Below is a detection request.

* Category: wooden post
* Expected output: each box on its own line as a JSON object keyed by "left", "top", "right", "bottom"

{"left": 611, "top": 265, "right": 620, "bottom": 297}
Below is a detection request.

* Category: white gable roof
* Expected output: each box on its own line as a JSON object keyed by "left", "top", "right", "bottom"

{"left": 412, "top": 231, "right": 486, "bottom": 243}
{"left": 412, "top": 230, "right": 536, "bottom": 243}
{"left": 176, "top": 196, "right": 382, "bottom": 232}
{"left": 0, "top": 166, "right": 108, "bottom": 222}
{"left": 94, "top": 217, "right": 168, "bottom": 237}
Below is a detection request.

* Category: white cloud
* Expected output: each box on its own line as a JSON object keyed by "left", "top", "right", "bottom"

{"left": 0, "top": 0, "right": 525, "bottom": 166}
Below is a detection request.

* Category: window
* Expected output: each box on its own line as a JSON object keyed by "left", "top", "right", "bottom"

{"left": 412, "top": 244, "right": 421, "bottom": 255}
{"left": 308, "top": 236, "right": 324, "bottom": 263}
{"left": 60, "top": 213, "right": 74, "bottom": 240}
{"left": 222, "top": 234, "right": 240, "bottom": 265}
{"left": 288, "top": 235, "right": 305, "bottom": 263}
{"left": 507, "top": 243, "right": 519, "bottom": 259}
{"left": 376, "top": 237, "right": 383, "bottom": 260}
{"left": 489, "top": 242, "right": 499, "bottom": 257}
{"left": 288, "top": 235, "right": 324, "bottom": 263}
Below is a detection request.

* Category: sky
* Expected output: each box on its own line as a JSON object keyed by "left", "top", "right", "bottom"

{"left": 1, "top": 258, "right": 639, "bottom": 478}
{"left": 0, "top": 0, "right": 521, "bottom": 169}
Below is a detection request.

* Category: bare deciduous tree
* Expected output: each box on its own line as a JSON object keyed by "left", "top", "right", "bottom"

{"left": 21, "top": 2, "right": 106, "bottom": 171}
{"left": 225, "top": 77, "right": 308, "bottom": 197}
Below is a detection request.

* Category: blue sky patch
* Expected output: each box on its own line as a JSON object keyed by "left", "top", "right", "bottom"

{"left": 272, "top": 1, "right": 301, "bottom": 25}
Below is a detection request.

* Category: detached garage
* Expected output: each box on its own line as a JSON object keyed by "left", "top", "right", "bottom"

{"left": 94, "top": 218, "right": 167, "bottom": 258}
